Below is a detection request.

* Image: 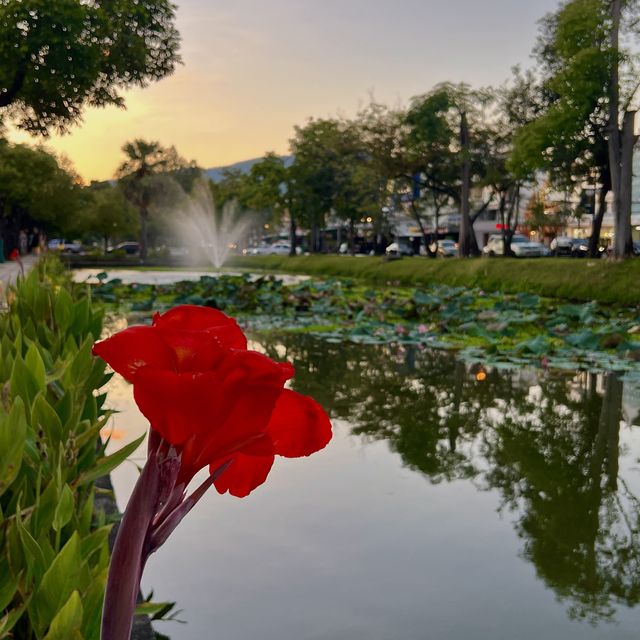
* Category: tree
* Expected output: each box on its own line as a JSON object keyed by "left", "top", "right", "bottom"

{"left": 242, "top": 154, "right": 298, "bottom": 254}
{"left": 116, "top": 139, "right": 196, "bottom": 261}
{"left": 289, "top": 119, "right": 340, "bottom": 252}
{"left": 0, "top": 0, "right": 180, "bottom": 134}
{"left": 352, "top": 102, "right": 403, "bottom": 254}
{"left": 510, "top": 0, "right": 639, "bottom": 258}
{"left": 290, "top": 117, "right": 384, "bottom": 254}
{"left": 75, "top": 183, "right": 138, "bottom": 252}
{"left": 405, "top": 83, "right": 495, "bottom": 256}
{"left": 0, "top": 140, "right": 81, "bottom": 255}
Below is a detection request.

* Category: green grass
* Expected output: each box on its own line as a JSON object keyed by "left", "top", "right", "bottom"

{"left": 226, "top": 255, "right": 640, "bottom": 305}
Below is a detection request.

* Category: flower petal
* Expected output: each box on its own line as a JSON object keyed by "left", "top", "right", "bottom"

{"left": 155, "top": 328, "right": 227, "bottom": 373}
{"left": 153, "top": 305, "right": 247, "bottom": 350}
{"left": 266, "top": 389, "right": 332, "bottom": 458}
{"left": 92, "top": 326, "right": 175, "bottom": 381}
{"left": 133, "top": 369, "right": 223, "bottom": 446}
{"left": 212, "top": 440, "right": 275, "bottom": 498}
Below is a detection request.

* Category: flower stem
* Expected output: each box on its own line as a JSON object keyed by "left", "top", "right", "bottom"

{"left": 101, "top": 447, "right": 161, "bottom": 640}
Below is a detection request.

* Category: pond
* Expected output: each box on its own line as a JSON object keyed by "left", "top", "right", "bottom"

{"left": 104, "top": 329, "right": 640, "bottom": 640}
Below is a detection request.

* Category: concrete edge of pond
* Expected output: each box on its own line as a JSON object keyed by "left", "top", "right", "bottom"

{"left": 94, "top": 474, "right": 159, "bottom": 640}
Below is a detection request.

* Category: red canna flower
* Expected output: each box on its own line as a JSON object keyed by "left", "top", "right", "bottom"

{"left": 93, "top": 305, "right": 332, "bottom": 640}
{"left": 93, "top": 304, "right": 332, "bottom": 496}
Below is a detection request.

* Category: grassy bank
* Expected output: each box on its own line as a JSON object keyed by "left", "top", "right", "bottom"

{"left": 227, "top": 255, "right": 640, "bottom": 305}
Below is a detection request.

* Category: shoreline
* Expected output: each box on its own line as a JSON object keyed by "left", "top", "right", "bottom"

{"left": 66, "top": 254, "right": 640, "bottom": 306}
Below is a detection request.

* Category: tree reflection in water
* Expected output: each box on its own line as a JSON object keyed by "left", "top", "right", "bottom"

{"left": 259, "top": 334, "right": 640, "bottom": 624}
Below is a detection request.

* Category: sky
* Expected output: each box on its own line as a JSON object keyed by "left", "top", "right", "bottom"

{"left": 9, "top": 0, "right": 561, "bottom": 181}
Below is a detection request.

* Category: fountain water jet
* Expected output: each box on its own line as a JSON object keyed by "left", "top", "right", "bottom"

{"left": 172, "top": 180, "right": 253, "bottom": 269}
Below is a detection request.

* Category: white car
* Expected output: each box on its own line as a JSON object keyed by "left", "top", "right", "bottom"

{"left": 385, "top": 242, "right": 414, "bottom": 257}
{"left": 483, "top": 234, "right": 547, "bottom": 258}
{"left": 47, "top": 238, "right": 82, "bottom": 253}
{"left": 437, "top": 239, "right": 458, "bottom": 257}
{"left": 244, "top": 242, "right": 296, "bottom": 256}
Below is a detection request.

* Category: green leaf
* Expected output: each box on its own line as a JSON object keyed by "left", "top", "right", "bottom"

{"left": 0, "top": 559, "right": 19, "bottom": 612}
{"left": 80, "top": 567, "right": 108, "bottom": 640}
{"left": 34, "top": 479, "right": 60, "bottom": 538}
{"left": 54, "top": 288, "right": 73, "bottom": 332}
{"left": 32, "top": 392, "right": 64, "bottom": 445}
{"left": 0, "top": 601, "right": 29, "bottom": 638}
{"left": 76, "top": 433, "right": 146, "bottom": 486}
{"left": 70, "top": 297, "right": 90, "bottom": 337}
{"left": 25, "top": 342, "right": 46, "bottom": 391}
{"left": 135, "top": 600, "right": 180, "bottom": 621}
{"left": 9, "top": 355, "right": 39, "bottom": 414}
{"left": 0, "top": 398, "right": 27, "bottom": 497}
{"left": 15, "top": 507, "right": 47, "bottom": 582}
{"left": 43, "top": 590, "right": 83, "bottom": 640}
{"left": 35, "top": 532, "right": 84, "bottom": 632}
{"left": 52, "top": 484, "right": 75, "bottom": 533}
{"left": 79, "top": 525, "right": 112, "bottom": 562}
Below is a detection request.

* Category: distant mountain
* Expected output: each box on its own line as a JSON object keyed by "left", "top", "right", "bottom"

{"left": 205, "top": 155, "right": 293, "bottom": 183}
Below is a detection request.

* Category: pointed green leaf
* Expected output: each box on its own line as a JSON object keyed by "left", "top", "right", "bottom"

{"left": 52, "top": 484, "right": 75, "bottom": 532}
{"left": 25, "top": 343, "right": 46, "bottom": 391}
{"left": 76, "top": 433, "right": 146, "bottom": 486}
{"left": 43, "top": 590, "right": 83, "bottom": 640}
{"left": 35, "top": 533, "right": 83, "bottom": 631}
{"left": 54, "top": 288, "right": 73, "bottom": 332}
{"left": 0, "top": 398, "right": 27, "bottom": 497}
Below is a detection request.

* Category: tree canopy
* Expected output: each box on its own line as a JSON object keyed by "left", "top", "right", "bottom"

{"left": 0, "top": 0, "right": 181, "bottom": 134}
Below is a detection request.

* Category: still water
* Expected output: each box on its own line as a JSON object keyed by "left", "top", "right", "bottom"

{"left": 106, "top": 334, "right": 640, "bottom": 640}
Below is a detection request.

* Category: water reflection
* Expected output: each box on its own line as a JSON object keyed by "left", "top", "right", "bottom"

{"left": 261, "top": 335, "right": 640, "bottom": 624}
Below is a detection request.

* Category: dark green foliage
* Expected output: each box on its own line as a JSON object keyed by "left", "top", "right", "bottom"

{"left": 0, "top": 0, "right": 181, "bottom": 134}
{"left": 0, "top": 141, "right": 82, "bottom": 237}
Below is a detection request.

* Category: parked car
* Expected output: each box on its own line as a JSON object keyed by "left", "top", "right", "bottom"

{"left": 244, "top": 242, "right": 298, "bottom": 256}
{"left": 550, "top": 236, "right": 606, "bottom": 258}
{"left": 437, "top": 239, "right": 458, "bottom": 257}
{"left": 483, "top": 234, "right": 548, "bottom": 258}
{"left": 550, "top": 236, "right": 576, "bottom": 257}
{"left": 568, "top": 238, "right": 591, "bottom": 258}
{"left": 108, "top": 241, "right": 140, "bottom": 255}
{"left": 385, "top": 242, "right": 414, "bottom": 257}
{"left": 47, "top": 238, "right": 82, "bottom": 253}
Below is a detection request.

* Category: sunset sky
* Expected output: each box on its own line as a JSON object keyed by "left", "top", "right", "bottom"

{"left": 9, "top": 0, "right": 560, "bottom": 181}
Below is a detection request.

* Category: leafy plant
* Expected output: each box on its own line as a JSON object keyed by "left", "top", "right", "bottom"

{"left": 0, "top": 257, "right": 139, "bottom": 639}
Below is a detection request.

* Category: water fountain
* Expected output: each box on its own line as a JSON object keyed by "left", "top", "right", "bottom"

{"left": 172, "top": 180, "right": 253, "bottom": 269}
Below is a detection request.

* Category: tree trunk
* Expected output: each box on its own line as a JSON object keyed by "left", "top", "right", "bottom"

{"left": 139, "top": 208, "right": 149, "bottom": 261}
{"left": 615, "top": 110, "right": 635, "bottom": 257}
{"left": 607, "top": 0, "right": 622, "bottom": 248}
{"left": 458, "top": 112, "right": 473, "bottom": 257}
{"left": 604, "top": 374, "right": 622, "bottom": 491}
{"left": 348, "top": 217, "right": 355, "bottom": 255}
{"left": 311, "top": 222, "right": 320, "bottom": 253}
{"left": 410, "top": 201, "right": 434, "bottom": 257}
{"left": 588, "top": 183, "right": 609, "bottom": 258}
{"left": 288, "top": 212, "right": 297, "bottom": 256}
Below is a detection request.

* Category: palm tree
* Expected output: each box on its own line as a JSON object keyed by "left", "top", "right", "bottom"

{"left": 117, "top": 139, "right": 181, "bottom": 261}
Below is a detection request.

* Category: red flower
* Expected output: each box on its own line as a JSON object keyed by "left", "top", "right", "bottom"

{"left": 92, "top": 305, "right": 331, "bottom": 497}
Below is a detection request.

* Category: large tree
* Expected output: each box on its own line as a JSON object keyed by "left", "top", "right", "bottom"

{"left": 289, "top": 119, "right": 340, "bottom": 253}
{"left": 242, "top": 154, "right": 299, "bottom": 254}
{"left": 0, "top": 0, "right": 180, "bottom": 134}
{"left": 405, "top": 83, "right": 495, "bottom": 257}
{"left": 117, "top": 139, "right": 196, "bottom": 260}
{"left": 74, "top": 183, "right": 138, "bottom": 252}
{"left": 0, "top": 140, "right": 81, "bottom": 255}
{"left": 511, "top": 0, "right": 638, "bottom": 258}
